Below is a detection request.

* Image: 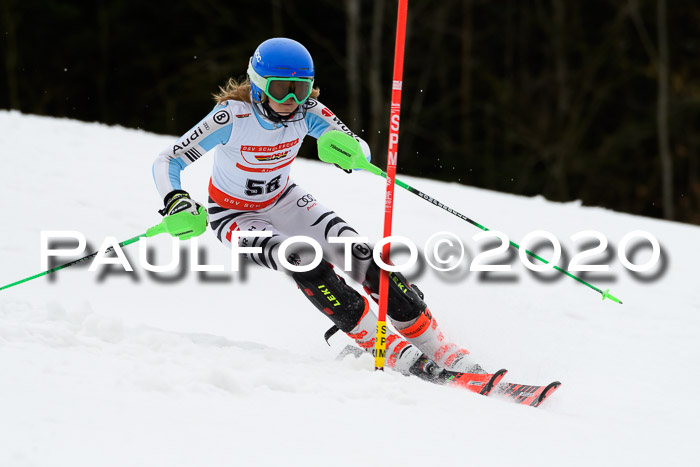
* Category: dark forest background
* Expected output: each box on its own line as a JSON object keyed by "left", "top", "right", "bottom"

{"left": 2, "top": 0, "right": 699, "bottom": 224}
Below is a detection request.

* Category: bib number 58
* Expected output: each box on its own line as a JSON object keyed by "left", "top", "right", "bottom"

{"left": 245, "top": 175, "right": 282, "bottom": 196}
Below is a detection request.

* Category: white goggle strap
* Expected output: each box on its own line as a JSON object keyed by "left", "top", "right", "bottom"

{"left": 247, "top": 59, "right": 269, "bottom": 92}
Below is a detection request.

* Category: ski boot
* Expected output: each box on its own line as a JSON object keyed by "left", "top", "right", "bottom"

{"left": 292, "top": 260, "right": 422, "bottom": 374}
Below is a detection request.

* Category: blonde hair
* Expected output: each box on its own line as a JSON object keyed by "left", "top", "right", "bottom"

{"left": 213, "top": 77, "right": 320, "bottom": 105}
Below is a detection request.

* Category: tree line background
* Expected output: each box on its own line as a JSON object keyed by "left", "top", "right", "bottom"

{"left": 2, "top": 0, "right": 699, "bottom": 224}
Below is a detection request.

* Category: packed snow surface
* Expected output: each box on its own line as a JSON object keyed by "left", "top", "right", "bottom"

{"left": 1, "top": 111, "right": 698, "bottom": 466}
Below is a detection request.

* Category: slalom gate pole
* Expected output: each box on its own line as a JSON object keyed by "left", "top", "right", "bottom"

{"left": 0, "top": 207, "right": 207, "bottom": 292}
{"left": 316, "top": 132, "right": 623, "bottom": 305}
{"left": 375, "top": 0, "right": 410, "bottom": 371}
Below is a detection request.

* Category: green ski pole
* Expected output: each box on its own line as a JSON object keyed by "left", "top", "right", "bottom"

{"left": 317, "top": 130, "right": 622, "bottom": 305}
{"left": 0, "top": 206, "right": 207, "bottom": 292}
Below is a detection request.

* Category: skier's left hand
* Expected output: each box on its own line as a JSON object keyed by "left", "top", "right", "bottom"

{"left": 334, "top": 140, "right": 371, "bottom": 174}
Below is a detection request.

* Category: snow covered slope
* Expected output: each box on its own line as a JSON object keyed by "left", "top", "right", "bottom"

{"left": 1, "top": 110, "right": 698, "bottom": 467}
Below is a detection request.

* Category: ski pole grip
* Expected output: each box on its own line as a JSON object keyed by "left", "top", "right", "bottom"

{"left": 146, "top": 222, "right": 167, "bottom": 238}
{"left": 317, "top": 131, "right": 383, "bottom": 175}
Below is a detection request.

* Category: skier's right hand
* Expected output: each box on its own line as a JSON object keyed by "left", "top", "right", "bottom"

{"left": 159, "top": 190, "right": 205, "bottom": 217}
{"left": 156, "top": 190, "right": 208, "bottom": 240}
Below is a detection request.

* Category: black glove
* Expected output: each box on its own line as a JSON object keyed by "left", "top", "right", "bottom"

{"left": 158, "top": 190, "right": 205, "bottom": 217}
{"left": 334, "top": 164, "right": 352, "bottom": 174}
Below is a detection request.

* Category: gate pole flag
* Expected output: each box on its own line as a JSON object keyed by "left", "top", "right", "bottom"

{"left": 375, "top": 0, "right": 409, "bottom": 371}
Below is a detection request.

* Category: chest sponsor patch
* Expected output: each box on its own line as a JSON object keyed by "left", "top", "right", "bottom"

{"left": 241, "top": 138, "right": 299, "bottom": 163}
{"left": 255, "top": 150, "right": 290, "bottom": 162}
{"left": 241, "top": 139, "right": 299, "bottom": 153}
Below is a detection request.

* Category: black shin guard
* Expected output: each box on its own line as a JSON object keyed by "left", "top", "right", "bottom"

{"left": 292, "top": 261, "right": 367, "bottom": 333}
{"left": 362, "top": 262, "right": 427, "bottom": 322}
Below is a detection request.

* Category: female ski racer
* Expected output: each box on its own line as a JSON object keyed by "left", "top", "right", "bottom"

{"left": 152, "top": 37, "right": 483, "bottom": 378}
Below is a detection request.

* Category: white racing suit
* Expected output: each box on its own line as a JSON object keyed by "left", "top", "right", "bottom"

{"left": 152, "top": 98, "right": 476, "bottom": 374}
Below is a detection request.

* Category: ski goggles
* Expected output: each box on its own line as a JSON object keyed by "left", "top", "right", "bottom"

{"left": 248, "top": 61, "right": 314, "bottom": 105}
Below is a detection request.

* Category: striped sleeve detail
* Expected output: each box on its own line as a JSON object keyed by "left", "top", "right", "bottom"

{"left": 183, "top": 147, "right": 203, "bottom": 163}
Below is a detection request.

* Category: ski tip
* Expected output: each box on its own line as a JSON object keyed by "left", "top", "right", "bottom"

{"left": 533, "top": 381, "right": 562, "bottom": 407}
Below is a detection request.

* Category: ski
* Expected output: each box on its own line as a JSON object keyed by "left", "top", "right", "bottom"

{"left": 492, "top": 381, "right": 562, "bottom": 407}
{"left": 336, "top": 345, "right": 561, "bottom": 406}
{"left": 337, "top": 345, "right": 506, "bottom": 395}
{"left": 408, "top": 355, "right": 508, "bottom": 395}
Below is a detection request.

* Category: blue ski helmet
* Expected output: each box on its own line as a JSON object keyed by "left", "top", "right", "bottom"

{"left": 248, "top": 38, "right": 315, "bottom": 104}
